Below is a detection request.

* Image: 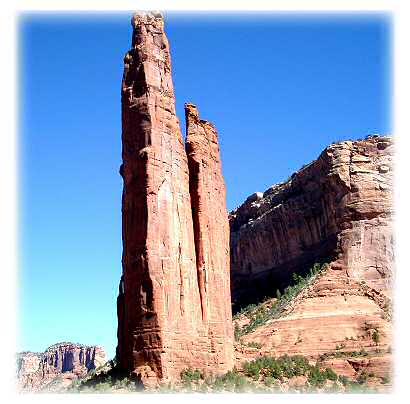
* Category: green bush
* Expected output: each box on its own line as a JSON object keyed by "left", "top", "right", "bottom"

{"left": 357, "top": 371, "right": 369, "bottom": 385}
{"left": 207, "top": 369, "right": 249, "bottom": 392}
{"left": 372, "top": 329, "right": 381, "bottom": 344}
{"left": 263, "top": 376, "right": 276, "bottom": 387}
{"left": 243, "top": 354, "right": 313, "bottom": 382}
{"left": 307, "top": 364, "right": 328, "bottom": 388}
{"left": 338, "top": 375, "right": 350, "bottom": 386}
{"left": 246, "top": 341, "right": 263, "bottom": 349}
{"left": 319, "top": 349, "right": 370, "bottom": 361}
{"left": 324, "top": 367, "right": 337, "bottom": 381}
{"left": 180, "top": 368, "right": 202, "bottom": 383}
{"left": 234, "top": 322, "right": 242, "bottom": 341}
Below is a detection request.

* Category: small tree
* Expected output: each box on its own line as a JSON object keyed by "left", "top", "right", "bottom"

{"left": 372, "top": 329, "right": 381, "bottom": 345}
{"left": 234, "top": 322, "right": 242, "bottom": 341}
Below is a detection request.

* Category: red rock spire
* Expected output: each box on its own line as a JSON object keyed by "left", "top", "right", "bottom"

{"left": 117, "top": 12, "right": 233, "bottom": 384}
{"left": 185, "top": 102, "right": 234, "bottom": 369}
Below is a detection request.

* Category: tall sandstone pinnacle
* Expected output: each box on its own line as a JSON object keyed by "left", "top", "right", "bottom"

{"left": 116, "top": 12, "right": 233, "bottom": 383}
{"left": 185, "top": 103, "right": 233, "bottom": 360}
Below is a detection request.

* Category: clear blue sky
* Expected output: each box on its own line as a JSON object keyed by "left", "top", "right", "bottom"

{"left": 18, "top": 12, "right": 391, "bottom": 359}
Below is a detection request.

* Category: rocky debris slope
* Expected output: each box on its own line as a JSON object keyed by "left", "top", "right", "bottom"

{"left": 230, "top": 135, "right": 393, "bottom": 308}
{"left": 117, "top": 11, "right": 233, "bottom": 385}
{"left": 233, "top": 267, "right": 392, "bottom": 391}
{"left": 17, "top": 342, "right": 106, "bottom": 392}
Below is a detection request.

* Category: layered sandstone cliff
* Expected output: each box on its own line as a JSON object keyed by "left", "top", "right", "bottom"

{"left": 230, "top": 135, "right": 393, "bottom": 308}
{"left": 17, "top": 342, "right": 106, "bottom": 392}
{"left": 231, "top": 136, "right": 393, "bottom": 389}
{"left": 117, "top": 12, "right": 233, "bottom": 384}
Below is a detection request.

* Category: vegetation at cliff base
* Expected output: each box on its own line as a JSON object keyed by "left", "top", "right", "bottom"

{"left": 68, "top": 358, "right": 143, "bottom": 393}
{"left": 168, "top": 354, "right": 383, "bottom": 394}
{"left": 66, "top": 352, "right": 388, "bottom": 394}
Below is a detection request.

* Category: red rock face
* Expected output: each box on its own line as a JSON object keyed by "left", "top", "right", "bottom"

{"left": 17, "top": 343, "right": 106, "bottom": 392}
{"left": 230, "top": 136, "right": 393, "bottom": 308}
{"left": 231, "top": 136, "right": 393, "bottom": 390}
{"left": 185, "top": 103, "right": 234, "bottom": 372}
{"left": 117, "top": 12, "right": 233, "bottom": 383}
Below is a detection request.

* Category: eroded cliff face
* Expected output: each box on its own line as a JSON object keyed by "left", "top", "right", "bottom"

{"left": 117, "top": 12, "right": 233, "bottom": 384}
{"left": 17, "top": 343, "right": 106, "bottom": 392}
{"left": 230, "top": 136, "right": 393, "bottom": 308}
{"left": 231, "top": 136, "right": 393, "bottom": 389}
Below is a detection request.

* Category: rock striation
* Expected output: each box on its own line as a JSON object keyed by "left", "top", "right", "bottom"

{"left": 17, "top": 342, "right": 106, "bottom": 392}
{"left": 230, "top": 135, "right": 393, "bottom": 308}
{"left": 117, "top": 12, "right": 233, "bottom": 384}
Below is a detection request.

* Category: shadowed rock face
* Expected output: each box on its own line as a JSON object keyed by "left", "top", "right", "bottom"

{"left": 117, "top": 12, "right": 233, "bottom": 384}
{"left": 17, "top": 343, "right": 106, "bottom": 392}
{"left": 230, "top": 136, "right": 393, "bottom": 309}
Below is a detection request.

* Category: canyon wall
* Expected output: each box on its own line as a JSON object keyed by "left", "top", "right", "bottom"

{"left": 231, "top": 136, "right": 393, "bottom": 388}
{"left": 17, "top": 342, "right": 106, "bottom": 391}
{"left": 230, "top": 136, "right": 393, "bottom": 309}
{"left": 117, "top": 12, "right": 233, "bottom": 384}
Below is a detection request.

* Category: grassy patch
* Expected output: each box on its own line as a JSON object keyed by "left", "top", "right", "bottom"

{"left": 318, "top": 348, "right": 371, "bottom": 361}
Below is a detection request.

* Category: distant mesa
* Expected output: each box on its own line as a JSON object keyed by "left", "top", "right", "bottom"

{"left": 17, "top": 342, "right": 106, "bottom": 392}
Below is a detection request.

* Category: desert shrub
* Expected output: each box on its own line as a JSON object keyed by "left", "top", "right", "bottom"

{"left": 338, "top": 375, "right": 350, "bottom": 386}
{"left": 324, "top": 367, "right": 337, "bottom": 381}
{"left": 307, "top": 364, "right": 328, "bottom": 388}
{"left": 357, "top": 371, "right": 369, "bottom": 385}
{"left": 246, "top": 341, "right": 263, "bottom": 349}
{"left": 70, "top": 362, "right": 142, "bottom": 393}
{"left": 243, "top": 359, "right": 262, "bottom": 379}
{"left": 363, "top": 321, "right": 372, "bottom": 331}
{"left": 263, "top": 376, "right": 276, "bottom": 387}
{"left": 372, "top": 329, "right": 381, "bottom": 344}
{"left": 207, "top": 369, "right": 249, "bottom": 392}
{"left": 319, "top": 349, "right": 370, "bottom": 361}
{"left": 324, "top": 382, "right": 342, "bottom": 393}
{"left": 234, "top": 322, "right": 242, "bottom": 341}
{"left": 243, "top": 354, "right": 312, "bottom": 382}
{"left": 180, "top": 368, "right": 202, "bottom": 383}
